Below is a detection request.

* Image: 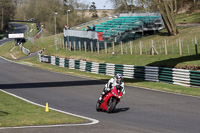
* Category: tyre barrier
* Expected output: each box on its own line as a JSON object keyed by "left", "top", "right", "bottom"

{"left": 38, "top": 54, "right": 200, "bottom": 88}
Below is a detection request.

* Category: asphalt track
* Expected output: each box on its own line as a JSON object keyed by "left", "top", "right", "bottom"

{"left": 0, "top": 23, "right": 28, "bottom": 45}
{"left": 1, "top": 24, "right": 200, "bottom": 133}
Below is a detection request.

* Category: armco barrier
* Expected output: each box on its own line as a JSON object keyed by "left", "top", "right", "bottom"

{"left": 19, "top": 44, "right": 30, "bottom": 55}
{"left": 38, "top": 54, "right": 200, "bottom": 87}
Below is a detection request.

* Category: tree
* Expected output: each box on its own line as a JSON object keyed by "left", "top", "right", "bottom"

{"left": 152, "top": 0, "right": 178, "bottom": 36}
{"left": 110, "top": 0, "right": 146, "bottom": 12}
{"left": 109, "top": 0, "right": 178, "bottom": 36}
{"left": 102, "top": 10, "right": 108, "bottom": 17}
{"left": 89, "top": 2, "right": 98, "bottom": 17}
{"left": 0, "top": 0, "right": 16, "bottom": 31}
{"left": 79, "top": 3, "right": 89, "bottom": 21}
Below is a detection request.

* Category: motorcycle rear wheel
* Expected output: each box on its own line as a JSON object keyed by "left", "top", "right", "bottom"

{"left": 107, "top": 97, "right": 117, "bottom": 113}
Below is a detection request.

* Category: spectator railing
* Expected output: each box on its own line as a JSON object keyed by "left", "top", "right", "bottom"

{"left": 64, "top": 30, "right": 98, "bottom": 39}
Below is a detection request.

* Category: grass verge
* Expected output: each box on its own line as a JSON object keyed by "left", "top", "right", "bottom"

{"left": 0, "top": 90, "right": 85, "bottom": 127}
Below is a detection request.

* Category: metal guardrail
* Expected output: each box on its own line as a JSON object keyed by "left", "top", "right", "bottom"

{"left": 119, "top": 12, "right": 161, "bottom": 17}
{"left": 63, "top": 30, "right": 98, "bottom": 39}
{"left": 38, "top": 54, "right": 200, "bottom": 88}
{"left": 19, "top": 44, "right": 30, "bottom": 55}
{"left": 71, "top": 17, "right": 111, "bottom": 30}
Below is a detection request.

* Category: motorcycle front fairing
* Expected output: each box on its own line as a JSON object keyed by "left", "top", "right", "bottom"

{"left": 100, "top": 86, "right": 123, "bottom": 111}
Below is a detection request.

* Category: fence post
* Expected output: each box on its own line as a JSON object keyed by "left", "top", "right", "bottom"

{"left": 97, "top": 41, "right": 99, "bottom": 54}
{"left": 63, "top": 39, "right": 65, "bottom": 49}
{"left": 135, "top": 45, "right": 137, "bottom": 54}
{"left": 195, "top": 37, "right": 198, "bottom": 55}
{"left": 69, "top": 41, "right": 72, "bottom": 51}
{"left": 91, "top": 41, "right": 93, "bottom": 53}
{"left": 150, "top": 40, "right": 159, "bottom": 55}
{"left": 192, "top": 38, "right": 194, "bottom": 45}
{"left": 84, "top": 41, "right": 87, "bottom": 53}
{"left": 112, "top": 41, "right": 115, "bottom": 54}
{"left": 66, "top": 39, "right": 68, "bottom": 51}
{"left": 151, "top": 40, "right": 154, "bottom": 55}
{"left": 104, "top": 41, "right": 107, "bottom": 54}
{"left": 164, "top": 39, "right": 168, "bottom": 55}
{"left": 121, "top": 41, "right": 123, "bottom": 54}
{"left": 79, "top": 41, "right": 81, "bottom": 51}
{"left": 187, "top": 45, "right": 190, "bottom": 55}
{"left": 139, "top": 40, "right": 142, "bottom": 55}
{"left": 179, "top": 38, "right": 182, "bottom": 55}
{"left": 60, "top": 38, "right": 62, "bottom": 47}
{"left": 74, "top": 41, "right": 76, "bottom": 51}
{"left": 130, "top": 41, "right": 133, "bottom": 55}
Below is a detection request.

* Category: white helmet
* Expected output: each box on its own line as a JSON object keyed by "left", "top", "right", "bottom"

{"left": 115, "top": 73, "right": 123, "bottom": 84}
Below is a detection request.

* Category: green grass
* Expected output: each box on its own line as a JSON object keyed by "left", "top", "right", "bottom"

{"left": 175, "top": 11, "right": 200, "bottom": 24}
{"left": 0, "top": 90, "right": 85, "bottom": 127}
{"left": 0, "top": 41, "right": 25, "bottom": 60}
{"left": 20, "top": 26, "right": 200, "bottom": 70}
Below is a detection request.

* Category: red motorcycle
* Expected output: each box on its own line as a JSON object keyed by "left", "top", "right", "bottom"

{"left": 96, "top": 86, "right": 123, "bottom": 113}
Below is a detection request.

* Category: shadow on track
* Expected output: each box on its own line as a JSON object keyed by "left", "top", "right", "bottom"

{"left": 113, "top": 107, "right": 130, "bottom": 113}
{"left": 0, "top": 80, "right": 105, "bottom": 90}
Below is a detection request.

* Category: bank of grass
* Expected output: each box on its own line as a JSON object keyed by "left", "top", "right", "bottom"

{"left": 0, "top": 90, "right": 85, "bottom": 127}
{"left": 175, "top": 11, "right": 200, "bottom": 24}
{"left": 0, "top": 41, "right": 25, "bottom": 60}
{"left": 22, "top": 26, "right": 200, "bottom": 69}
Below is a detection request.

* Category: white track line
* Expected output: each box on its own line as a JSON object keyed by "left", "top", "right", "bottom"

{"left": 0, "top": 89, "right": 99, "bottom": 130}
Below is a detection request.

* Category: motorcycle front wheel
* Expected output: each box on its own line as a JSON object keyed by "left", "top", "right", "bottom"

{"left": 96, "top": 101, "right": 102, "bottom": 111}
{"left": 107, "top": 97, "right": 117, "bottom": 113}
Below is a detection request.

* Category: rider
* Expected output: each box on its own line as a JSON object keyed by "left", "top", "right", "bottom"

{"left": 98, "top": 73, "right": 125, "bottom": 103}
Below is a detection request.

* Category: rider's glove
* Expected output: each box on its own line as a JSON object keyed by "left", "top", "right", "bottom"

{"left": 105, "top": 87, "right": 110, "bottom": 92}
